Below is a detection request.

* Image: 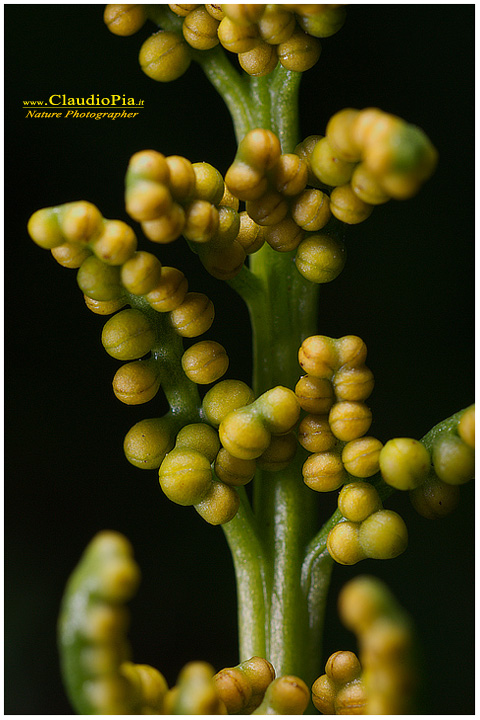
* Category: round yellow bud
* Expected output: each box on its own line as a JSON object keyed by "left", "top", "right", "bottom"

{"left": 181, "top": 340, "right": 229, "bottom": 384}
{"left": 325, "top": 650, "right": 361, "bottom": 684}
{"left": 175, "top": 423, "right": 220, "bottom": 463}
{"left": 409, "top": 474, "right": 460, "bottom": 519}
{"left": 297, "top": 5, "right": 346, "bottom": 39}
{"left": 294, "top": 134, "right": 324, "bottom": 186}
{"left": 334, "top": 681, "right": 367, "bottom": 714}
{"left": 214, "top": 448, "right": 256, "bottom": 486}
{"left": 146, "top": 266, "right": 188, "bottom": 312}
{"left": 169, "top": 4, "right": 199, "bottom": 17}
{"left": 256, "top": 386, "right": 300, "bottom": 434}
{"left": 338, "top": 481, "right": 382, "bottom": 522}
{"left": 102, "top": 308, "right": 155, "bottom": 361}
{"left": 238, "top": 41, "right": 278, "bottom": 77}
{"left": 291, "top": 188, "right": 331, "bottom": 232}
{"left": 26, "top": 208, "right": 61, "bottom": 249}
{"left": 277, "top": 29, "right": 322, "bottom": 72}
{"left": 458, "top": 405, "right": 475, "bottom": 448}
{"left": 235, "top": 211, "right": 265, "bottom": 254}
{"left": 121, "top": 251, "right": 162, "bottom": 296}
{"left": 325, "top": 108, "right": 362, "bottom": 162}
{"left": 202, "top": 379, "right": 255, "bottom": 426}
{"left": 195, "top": 480, "right": 240, "bottom": 525}
{"left": 246, "top": 190, "right": 289, "bottom": 226}
{"left": 60, "top": 201, "right": 104, "bottom": 244}
{"left": 51, "top": 242, "right": 91, "bottom": 268}
{"left": 351, "top": 162, "right": 390, "bottom": 205}
{"left": 329, "top": 401, "right": 372, "bottom": 441}
{"left": 311, "top": 136, "right": 356, "bottom": 187}
{"left": 295, "top": 375, "right": 335, "bottom": 415}
{"left": 182, "top": 6, "right": 220, "bottom": 50}
{"left": 327, "top": 521, "right": 365, "bottom": 565}
{"left": 333, "top": 364, "right": 374, "bottom": 402}
{"left": 336, "top": 335, "right": 368, "bottom": 368}
{"left": 124, "top": 417, "right": 174, "bottom": 469}
{"left": 205, "top": 5, "right": 224, "bottom": 21}
{"left": 311, "top": 674, "right": 336, "bottom": 714}
{"left": 257, "top": 675, "right": 310, "bottom": 715}
{"left": 432, "top": 435, "right": 475, "bottom": 485}
{"left": 139, "top": 31, "right": 191, "bottom": 82}
{"left": 217, "top": 16, "right": 260, "bottom": 53}
{"left": 104, "top": 5, "right": 146, "bottom": 36}
{"left": 342, "top": 437, "right": 383, "bottom": 478}
{"left": 159, "top": 448, "right": 212, "bottom": 505}
{"left": 141, "top": 203, "right": 185, "bottom": 244}
{"left": 128, "top": 149, "right": 170, "bottom": 184}
{"left": 213, "top": 667, "right": 253, "bottom": 714}
{"left": 89, "top": 220, "right": 137, "bottom": 265}
{"left": 257, "top": 431, "right": 297, "bottom": 472}
{"left": 169, "top": 292, "right": 215, "bottom": 337}
{"left": 298, "top": 335, "right": 338, "bottom": 378}
{"left": 225, "top": 161, "right": 269, "bottom": 202}
{"left": 379, "top": 437, "right": 431, "bottom": 490}
{"left": 219, "top": 410, "right": 270, "bottom": 460}
{"left": 298, "top": 414, "right": 336, "bottom": 453}
{"left": 165, "top": 155, "right": 196, "bottom": 202}
{"left": 84, "top": 296, "right": 127, "bottom": 315}
{"left": 330, "top": 184, "right": 374, "bottom": 224}
{"left": 112, "top": 361, "right": 160, "bottom": 405}
{"left": 358, "top": 509, "right": 408, "bottom": 560}
{"left": 271, "top": 153, "right": 308, "bottom": 196}
{"left": 201, "top": 241, "right": 246, "bottom": 280}
{"left": 77, "top": 256, "right": 123, "bottom": 301}
{"left": 295, "top": 233, "right": 346, "bottom": 284}
{"left": 264, "top": 217, "right": 304, "bottom": 252}
{"left": 239, "top": 128, "right": 282, "bottom": 172}
{"left": 192, "top": 162, "right": 225, "bottom": 204}
{"left": 258, "top": 6, "right": 295, "bottom": 44}
{"left": 183, "top": 200, "right": 219, "bottom": 243}
{"left": 222, "top": 4, "right": 266, "bottom": 25}
{"left": 302, "top": 450, "right": 346, "bottom": 492}
{"left": 125, "top": 180, "right": 172, "bottom": 222}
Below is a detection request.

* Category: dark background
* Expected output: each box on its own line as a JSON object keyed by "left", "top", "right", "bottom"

{"left": 5, "top": 4, "right": 474, "bottom": 715}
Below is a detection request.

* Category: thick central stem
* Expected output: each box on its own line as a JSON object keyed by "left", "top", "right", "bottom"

{"left": 201, "top": 50, "right": 333, "bottom": 690}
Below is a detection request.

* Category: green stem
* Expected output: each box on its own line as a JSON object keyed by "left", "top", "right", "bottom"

{"left": 129, "top": 295, "right": 202, "bottom": 422}
{"left": 195, "top": 48, "right": 255, "bottom": 145}
{"left": 221, "top": 487, "right": 270, "bottom": 662}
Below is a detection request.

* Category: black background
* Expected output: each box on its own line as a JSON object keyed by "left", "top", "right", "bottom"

{"left": 5, "top": 4, "right": 475, "bottom": 715}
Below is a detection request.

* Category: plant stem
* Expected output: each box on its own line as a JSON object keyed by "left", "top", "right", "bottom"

{"left": 221, "top": 487, "right": 271, "bottom": 662}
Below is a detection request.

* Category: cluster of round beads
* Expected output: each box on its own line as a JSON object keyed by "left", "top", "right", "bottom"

{"left": 225, "top": 128, "right": 345, "bottom": 284}
{"left": 105, "top": 5, "right": 346, "bottom": 81}
{"left": 296, "top": 334, "right": 381, "bottom": 492}
{"left": 312, "top": 650, "right": 366, "bottom": 714}
{"left": 379, "top": 405, "right": 475, "bottom": 519}
{"left": 125, "top": 149, "right": 252, "bottom": 280}
{"left": 305, "top": 107, "right": 438, "bottom": 225}
{"left": 327, "top": 481, "right": 408, "bottom": 565}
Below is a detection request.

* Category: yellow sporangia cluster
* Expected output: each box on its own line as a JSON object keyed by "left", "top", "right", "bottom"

{"left": 379, "top": 404, "right": 475, "bottom": 519}
{"left": 154, "top": 382, "right": 300, "bottom": 523}
{"left": 28, "top": 200, "right": 219, "bottom": 409}
{"left": 60, "top": 531, "right": 307, "bottom": 714}
{"left": 58, "top": 530, "right": 167, "bottom": 715}
{"left": 312, "top": 650, "right": 366, "bottom": 714}
{"left": 296, "top": 334, "right": 382, "bottom": 492}
{"left": 225, "top": 127, "right": 345, "bottom": 284}
{"left": 306, "top": 107, "right": 438, "bottom": 216}
{"left": 104, "top": 5, "right": 346, "bottom": 81}
{"left": 327, "top": 481, "right": 408, "bottom": 565}
{"left": 125, "top": 149, "right": 265, "bottom": 280}
{"left": 338, "top": 576, "right": 417, "bottom": 714}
